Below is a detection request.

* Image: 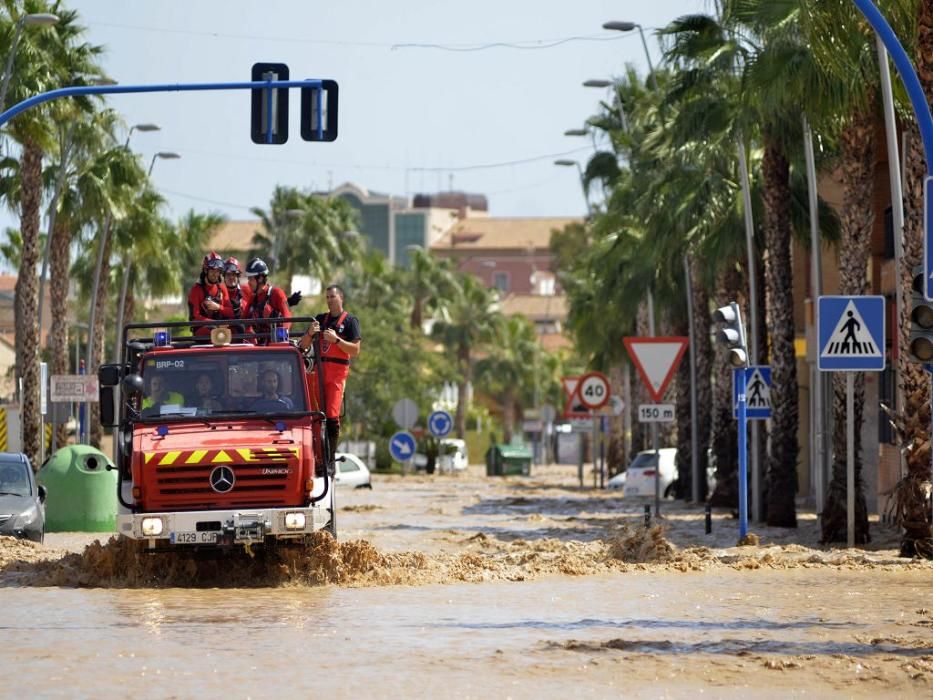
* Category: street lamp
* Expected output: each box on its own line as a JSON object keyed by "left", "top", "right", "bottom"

{"left": 0, "top": 12, "right": 60, "bottom": 112}
{"left": 564, "top": 128, "right": 588, "bottom": 137}
{"left": 583, "top": 79, "right": 612, "bottom": 89}
{"left": 147, "top": 151, "right": 180, "bottom": 177}
{"left": 602, "top": 21, "right": 659, "bottom": 91}
{"left": 554, "top": 159, "right": 591, "bottom": 215}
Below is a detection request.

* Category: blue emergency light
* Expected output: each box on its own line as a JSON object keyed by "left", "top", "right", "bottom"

{"left": 153, "top": 330, "right": 171, "bottom": 347}
{"left": 273, "top": 326, "right": 289, "bottom": 343}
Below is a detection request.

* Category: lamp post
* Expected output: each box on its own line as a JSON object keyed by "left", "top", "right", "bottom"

{"left": 602, "top": 21, "right": 659, "bottom": 91}
{"left": 583, "top": 79, "right": 628, "bottom": 133}
{"left": 554, "top": 159, "right": 591, "bottom": 215}
{"left": 0, "top": 13, "right": 59, "bottom": 112}
{"left": 109, "top": 149, "right": 180, "bottom": 457}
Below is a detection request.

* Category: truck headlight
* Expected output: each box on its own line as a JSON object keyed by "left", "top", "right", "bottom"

{"left": 141, "top": 517, "right": 164, "bottom": 536}
{"left": 284, "top": 512, "right": 306, "bottom": 529}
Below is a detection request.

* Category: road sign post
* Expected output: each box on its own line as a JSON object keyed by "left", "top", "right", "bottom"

{"left": 624, "top": 337, "right": 688, "bottom": 516}
{"left": 818, "top": 295, "right": 886, "bottom": 547}
{"left": 736, "top": 367, "right": 748, "bottom": 540}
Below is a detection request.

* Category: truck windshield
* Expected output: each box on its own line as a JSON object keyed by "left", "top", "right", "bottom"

{"left": 138, "top": 349, "right": 307, "bottom": 419}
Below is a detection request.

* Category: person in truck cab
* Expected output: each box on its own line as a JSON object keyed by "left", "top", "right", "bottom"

{"left": 244, "top": 257, "right": 291, "bottom": 343}
{"left": 142, "top": 375, "right": 185, "bottom": 416}
{"left": 250, "top": 368, "right": 294, "bottom": 412}
{"left": 193, "top": 373, "right": 223, "bottom": 413}
{"left": 188, "top": 251, "right": 230, "bottom": 336}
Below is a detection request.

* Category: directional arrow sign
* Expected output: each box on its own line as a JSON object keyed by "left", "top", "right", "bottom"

{"left": 389, "top": 431, "right": 417, "bottom": 462}
{"left": 623, "top": 337, "right": 689, "bottom": 402}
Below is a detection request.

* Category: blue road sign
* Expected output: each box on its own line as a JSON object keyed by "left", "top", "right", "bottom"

{"left": 733, "top": 366, "right": 771, "bottom": 419}
{"left": 389, "top": 431, "right": 417, "bottom": 462}
{"left": 818, "top": 296, "right": 886, "bottom": 371}
{"left": 428, "top": 410, "right": 453, "bottom": 438}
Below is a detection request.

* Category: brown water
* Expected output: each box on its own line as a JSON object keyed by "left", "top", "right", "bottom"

{"left": 2, "top": 466, "right": 932, "bottom": 698}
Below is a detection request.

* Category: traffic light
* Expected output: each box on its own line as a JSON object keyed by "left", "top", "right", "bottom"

{"left": 713, "top": 301, "right": 748, "bottom": 367}
{"left": 251, "top": 62, "right": 289, "bottom": 145}
{"left": 300, "top": 79, "right": 339, "bottom": 142}
{"left": 909, "top": 265, "right": 933, "bottom": 362}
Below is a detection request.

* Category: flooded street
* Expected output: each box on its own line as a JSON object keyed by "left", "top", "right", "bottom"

{"left": 2, "top": 465, "right": 932, "bottom": 698}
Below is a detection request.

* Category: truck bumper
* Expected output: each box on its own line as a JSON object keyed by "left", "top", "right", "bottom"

{"left": 117, "top": 504, "right": 331, "bottom": 547}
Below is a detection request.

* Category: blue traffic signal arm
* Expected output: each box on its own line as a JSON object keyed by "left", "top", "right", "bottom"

{"left": 0, "top": 79, "right": 326, "bottom": 139}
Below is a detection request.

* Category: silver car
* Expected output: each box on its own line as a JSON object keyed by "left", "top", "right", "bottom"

{"left": 0, "top": 452, "right": 46, "bottom": 543}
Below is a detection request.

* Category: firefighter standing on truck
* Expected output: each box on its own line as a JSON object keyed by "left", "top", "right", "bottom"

{"left": 188, "top": 252, "right": 230, "bottom": 336}
{"left": 221, "top": 256, "right": 250, "bottom": 337}
{"left": 299, "top": 284, "right": 361, "bottom": 464}
{"left": 244, "top": 257, "right": 291, "bottom": 343}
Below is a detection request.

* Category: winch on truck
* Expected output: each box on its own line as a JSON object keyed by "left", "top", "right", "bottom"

{"left": 98, "top": 317, "right": 337, "bottom": 551}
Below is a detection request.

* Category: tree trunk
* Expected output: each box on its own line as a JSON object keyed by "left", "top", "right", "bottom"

{"left": 454, "top": 341, "right": 470, "bottom": 439}
{"left": 606, "top": 363, "right": 626, "bottom": 474}
{"left": 692, "top": 256, "right": 713, "bottom": 501}
{"left": 895, "top": 0, "right": 933, "bottom": 557}
{"left": 673, "top": 309, "right": 692, "bottom": 500}
{"left": 90, "top": 229, "right": 113, "bottom": 449}
{"left": 821, "top": 99, "right": 875, "bottom": 544}
{"left": 709, "top": 264, "right": 742, "bottom": 508}
{"left": 502, "top": 389, "right": 515, "bottom": 443}
{"left": 761, "top": 136, "right": 799, "bottom": 528}
{"left": 15, "top": 139, "right": 43, "bottom": 469}
{"left": 49, "top": 216, "right": 73, "bottom": 448}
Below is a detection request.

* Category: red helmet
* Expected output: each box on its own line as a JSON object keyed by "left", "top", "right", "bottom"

{"left": 223, "top": 256, "right": 241, "bottom": 274}
{"left": 202, "top": 251, "right": 224, "bottom": 272}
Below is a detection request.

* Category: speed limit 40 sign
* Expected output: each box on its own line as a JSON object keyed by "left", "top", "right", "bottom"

{"left": 577, "top": 371, "right": 610, "bottom": 410}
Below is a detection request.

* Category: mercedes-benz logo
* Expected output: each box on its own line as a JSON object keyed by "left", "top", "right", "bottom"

{"left": 209, "top": 465, "right": 235, "bottom": 493}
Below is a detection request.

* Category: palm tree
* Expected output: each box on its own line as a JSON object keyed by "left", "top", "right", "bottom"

{"left": 475, "top": 315, "right": 539, "bottom": 442}
{"left": 1, "top": 2, "right": 103, "bottom": 465}
{"left": 431, "top": 273, "right": 500, "bottom": 438}
{"left": 404, "top": 246, "right": 457, "bottom": 331}
{"left": 250, "top": 185, "right": 360, "bottom": 291}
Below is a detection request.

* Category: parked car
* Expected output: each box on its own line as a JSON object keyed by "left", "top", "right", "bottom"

{"left": 334, "top": 452, "right": 372, "bottom": 489}
{"left": 611, "top": 448, "right": 716, "bottom": 499}
{"left": 0, "top": 452, "right": 46, "bottom": 543}
{"left": 437, "top": 438, "right": 469, "bottom": 472}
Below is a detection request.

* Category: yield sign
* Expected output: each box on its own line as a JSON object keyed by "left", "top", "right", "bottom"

{"left": 561, "top": 376, "right": 590, "bottom": 419}
{"left": 623, "top": 336, "right": 689, "bottom": 402}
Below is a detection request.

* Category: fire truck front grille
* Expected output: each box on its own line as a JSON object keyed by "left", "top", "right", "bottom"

{"left": 153, "top": 463, "right": 291, "bottom": 500}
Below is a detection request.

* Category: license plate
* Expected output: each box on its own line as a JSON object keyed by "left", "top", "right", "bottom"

{"left": 170, "top": 531, "right": 219, "bottom": 544}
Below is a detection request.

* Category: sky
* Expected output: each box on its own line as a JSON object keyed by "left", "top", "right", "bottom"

{"left": 5, "top": 0, "right": 712, "bottom": 235}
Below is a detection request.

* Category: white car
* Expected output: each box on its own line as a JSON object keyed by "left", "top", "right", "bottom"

{"left": 437, "top": 438, "right": 469, "bottom": 472}
{"left": 622, "top": 448, "right": 678, "bottom": 498}
{"left": 613, "top": 448, "right": 716, "bottom": 498}
{"left": 334, "top": 452, "right": 372, "bottom": 489}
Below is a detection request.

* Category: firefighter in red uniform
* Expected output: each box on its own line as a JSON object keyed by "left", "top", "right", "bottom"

{"left": 244, "top": 257, "right": 291, "bottom": 343}
{"left": 299, "top": 284, "right": 361, "bottom": 464}
{"left": 188, "top": 252, "right": 230, "bottom": 336}
{"left": 220, "top": 256, "right": 250, "bottom": 338}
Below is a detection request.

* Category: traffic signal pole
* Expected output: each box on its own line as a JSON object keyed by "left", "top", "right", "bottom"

{"left": 736, "top": 366, "right": 748, "bottom": 540}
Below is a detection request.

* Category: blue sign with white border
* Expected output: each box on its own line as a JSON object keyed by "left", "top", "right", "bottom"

{"left": 732, "top": 366, "right": 771, "bottom": 419}
{"left": 389, "top": 430, "right": 417, "bottom": 462}
{"left": 428, "top": 410, "right": 453, "bottom": 438}
{"left": 817, "top": 295, "right": 886, "bottom": 371}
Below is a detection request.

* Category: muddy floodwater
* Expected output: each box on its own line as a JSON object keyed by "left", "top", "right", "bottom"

{"left": 2, "top": 465, "right": 932, "bottom": 698}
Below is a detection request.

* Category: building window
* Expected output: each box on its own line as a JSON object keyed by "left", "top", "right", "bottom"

{"left": 493, "top": 272, "right": 510, "bottom": 293}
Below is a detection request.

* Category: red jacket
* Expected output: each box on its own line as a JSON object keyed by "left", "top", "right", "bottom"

{"left": 247, "top": 284, "right": 291, "bottom": 335}
{"left": 188, "top": 281, "right": 230, "bottom": 335}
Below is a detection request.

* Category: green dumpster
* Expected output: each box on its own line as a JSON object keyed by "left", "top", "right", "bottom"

{"left": 38, "top": 445, "right": 117, "bottom": 532}
{"left": 485, "top": 443, "right": 533, "bottom": 476}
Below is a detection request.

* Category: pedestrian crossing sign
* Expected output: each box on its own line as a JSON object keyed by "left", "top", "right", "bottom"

{"left": 733, "top": 366, "right": 771, "bottom": 419}
{"left": 817, "top": 296, "right": 886, "bottom": 371}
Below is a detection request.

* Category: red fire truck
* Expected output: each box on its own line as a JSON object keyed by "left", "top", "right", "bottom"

{"left": 98, "top": 318, "right": 336, "bottom": 550}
